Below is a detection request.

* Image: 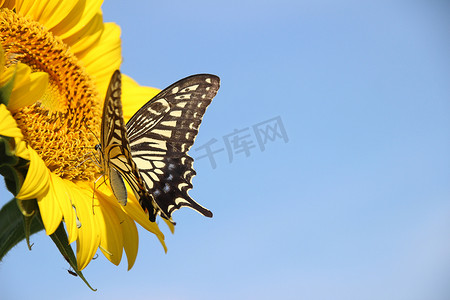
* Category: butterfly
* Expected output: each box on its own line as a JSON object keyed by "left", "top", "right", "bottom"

{"left": 96, "top": 70, "right": 131, "bottom": 207}
{"left": 98, "top": 70, "right": 220, "bottom": 223}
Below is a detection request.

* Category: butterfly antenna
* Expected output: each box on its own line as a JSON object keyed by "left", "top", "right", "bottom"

{"left": 86, "top": 126, "right": 101, "bottom": 145}
{"left": 69, "top": 153, "right": 101, "bottom": 171}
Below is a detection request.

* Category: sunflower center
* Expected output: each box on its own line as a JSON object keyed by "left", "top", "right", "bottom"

{"left": 0, "top": 9, "right": 101, "bottom": 181}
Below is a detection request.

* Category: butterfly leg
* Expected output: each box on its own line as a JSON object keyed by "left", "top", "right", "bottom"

{"left": 68, "top": 151, "right": 102, "bottom": 177}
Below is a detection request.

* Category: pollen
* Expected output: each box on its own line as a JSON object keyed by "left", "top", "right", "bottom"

{"left": 0, "top": 9, "right": 102, "bottom": 181}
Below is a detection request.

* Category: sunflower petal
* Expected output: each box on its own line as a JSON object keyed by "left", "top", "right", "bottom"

{"left": 31, "top": 0, "right": 78, "bottom": 30}
{"left": 78, "top": 23, "right": 122, "bottom": 97}
{"left": 8, "top": 67, "right": 48, "bottom": 111}
{"left": 122, "top": 192, "right": 167, "bottom": 253}
{"left": 1, "top": 62, "right": 28, "bottom": 87}
{"left": 163, "top": 218, "right": 175, "bottom": 234}
{"left": 12, "top": 0, "right": 35, "bottom": 18}
{"left": 72, "top": 185, "right": 100, "bottom": 270}
{"left": 98, "top": 182, "right": 166, "bottom": 253}
{"left": 63, "top": 11, "right": 103, "bottom": 56}
{"left": 122, "top": 74, "right": 160, "bottom": 122}
{"left": 2, "top": 0, "right": 15, "bottom": 10}
{"left": 0, "top": 104, "right": 23, "bottom": 139}
{"left": 95, "top": 191, "right": 124, "bottom": 266}
{"left": 37, "top": 173, "right": 64, "bottom": 235}
{"left": 58, "top": 178, "right": 79, "bottom": 244}
{"left": 14, "top": 138, "right": 29, "bottom": 160}
{"left": 120, "top": 212, "right": 139, "bottom": 270}
{"left": 16, "top": 148, "right": 50, "bottom": 200}
{"left": 52, "top": 0, "right": 103, "bottom": 39}
{"left": 96, "top": 186, "right": 139, "bottom": 269}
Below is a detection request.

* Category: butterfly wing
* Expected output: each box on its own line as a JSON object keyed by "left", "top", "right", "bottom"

{"left": 100, "top": 70, "right": 125, "bottom": 158}
{"left": 100, "top": 70, "right": 150, "bottom": 206}
{"left": 126, "top": 74, "right": 220, "bottom": 221}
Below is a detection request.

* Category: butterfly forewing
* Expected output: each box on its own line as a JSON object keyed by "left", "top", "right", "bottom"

{"left": 100, "top": 71, "right": 125, "bottom": 151}
{"left": 126, "top": 74, "right": 220, "bottom": 220}
{"left": 99, "top": 71, "right": 148, "bottom": 206}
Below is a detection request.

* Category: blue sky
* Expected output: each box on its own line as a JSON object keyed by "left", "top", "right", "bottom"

{"left": 1, "top": 0, "right": 450, "bottom": 299}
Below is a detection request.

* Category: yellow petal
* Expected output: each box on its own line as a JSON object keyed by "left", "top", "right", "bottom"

{"left": 63, "top": 11, "right": 103, "bottom": 56}
{"left": 95, "top": 191, "right": 124, "bottom": 266}
{"left": 98, "top": 181, "right": 166, "bottom": 252}
{"left": 51, "top": 0, "right": 103, "bottom": 39}
{"left": 1, "top": 63, "right": 48, "bottom": 111}
{"left": 16, "top": 147, "right": 50, "bottom": 200}
{"left": 1, "top": 1, "right": 15, "bottom": 10}
{"left": 78, "top": 23, "right": 122, "bottom": 97}
{"left": 122, "top": 74, "right": 160, "bottom": 122}
{"left": 0, "top": 62, "right": 25, "bottom": 87}
{"left": 60, "top": 179, "right": 80, "bottom": 244}
{"left": 0, "top": 104, "right": 24, "bottom": 139}
{"left": 8, "top": 68, "right": 48, "bottom": 111}
{"left": 121, "top": 212, "right": 139, "bottom": 270}
{"left": 32, "top": 0, "right": 78, "bottom": 30}
{"left": 13, "top": 0, "right": 78, "bottom": 31}
{"left": 14, "top": 138, "right": 29, "bottom": 160}
{"left": 37, "top": 173, "right": 63, "bottom": 235}
{"left": 163, "top": 218, "right": 175, "bottom": 234}
{"left": 122, "top": 192, "right": 167, "bottom": 253}
{"left": 96, "top": 187, "right": 139, "bottom": 269}
{"left": 12, "top": 0, "right": 35, "bottom": 17}
{"left": 72, "top": 185, "right": 100, "bottom": 270}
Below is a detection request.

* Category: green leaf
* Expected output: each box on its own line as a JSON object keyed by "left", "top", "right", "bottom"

{"left": 0, "top": 198, "right": 96, "bottom": 291}
{"left": 0, "top": 136, "right": 18, "bottom": 166}
{"left": 49, "top": 223, "right": 97, "bottom": 291}
{"left": 0, "top": 198, "right": 44, "bottom": 262}
{"left": 17, "top": 198, "right": 39, "bottom": 250}
{"left": 0, "top": 164, "right": 21, "bottom": 195}
{"left": 0, "top": 136, "right": 25, "bottom": 195}
{"left": 0, "top": 65, "right": 16, "bottom": 106}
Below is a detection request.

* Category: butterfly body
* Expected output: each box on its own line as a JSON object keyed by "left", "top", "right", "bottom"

{"left": 99, "top": 71, "right": 220, "bottom": 223}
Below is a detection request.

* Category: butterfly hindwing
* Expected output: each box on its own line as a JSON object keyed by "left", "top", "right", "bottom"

{"left": 126, "top": 74, "right": 220, "bottom": 220}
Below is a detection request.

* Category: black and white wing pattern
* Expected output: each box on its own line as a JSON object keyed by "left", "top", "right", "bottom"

{"left": 98, "top": 70, "right": 150, "bottom": 207}
{"left": 126, "top": 74, "right": 220, "bottom": 222}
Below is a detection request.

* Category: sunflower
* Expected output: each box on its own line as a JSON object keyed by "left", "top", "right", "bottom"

{"left": 0, "top": 0, "right": 166, "bottom": 272}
